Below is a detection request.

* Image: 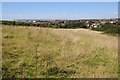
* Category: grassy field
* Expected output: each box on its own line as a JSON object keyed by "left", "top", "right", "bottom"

{"left": 2, "top": 25, "right": 118, "bottom": 78}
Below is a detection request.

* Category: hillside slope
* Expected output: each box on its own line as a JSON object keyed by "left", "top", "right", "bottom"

{"left": 2, "top": 26, "right": 118, "bottom": 78}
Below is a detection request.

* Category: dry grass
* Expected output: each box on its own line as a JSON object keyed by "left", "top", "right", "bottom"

{"left": 2, "top": 25, "right": 118, "bottom": 78}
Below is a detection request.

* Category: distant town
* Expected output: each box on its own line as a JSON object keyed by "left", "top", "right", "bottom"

{"left": 13, "top": 18, "right": 119, "bottom": 28}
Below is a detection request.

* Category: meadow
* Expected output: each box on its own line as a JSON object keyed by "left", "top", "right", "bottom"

{"left": 2, "top": 25, "right": 118, "bottom": 78}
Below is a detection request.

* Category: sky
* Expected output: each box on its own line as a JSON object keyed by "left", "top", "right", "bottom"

{"left": 2, "top": 2, "right": 118, "bottom": 20}
{"left": 1, "top": 0, "right": 120, "bottom": 2}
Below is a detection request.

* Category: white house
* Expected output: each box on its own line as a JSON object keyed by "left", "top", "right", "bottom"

{"left": 33, "top": 20, "right": 36, "bottom": 23}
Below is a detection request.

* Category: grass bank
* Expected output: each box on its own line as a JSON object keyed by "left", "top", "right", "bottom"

{"left": 2, "top": 25, "right": 118, "bottom": 78}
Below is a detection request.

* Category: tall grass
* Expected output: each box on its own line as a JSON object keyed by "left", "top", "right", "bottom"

{"left": 2, "top": 25, "right": 118, "bottom": 78}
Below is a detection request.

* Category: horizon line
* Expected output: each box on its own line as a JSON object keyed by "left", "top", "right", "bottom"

{"left": 1, "top": 17, "right": 119, "bottom": 21}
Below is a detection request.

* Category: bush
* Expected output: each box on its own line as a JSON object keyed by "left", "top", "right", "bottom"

{"left": 92, "top": 23, "right": 120, "bottom": 35}
{"left": 62, "top": 22, "right": 86, "bottom": 29}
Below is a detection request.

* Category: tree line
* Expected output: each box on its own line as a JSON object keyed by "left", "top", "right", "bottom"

{"left": 1, "top": 20, "right": 120, "bottom": 35}
{"left": 1, "top": 20, "right": 87, "bottom": 28}
{"left": 92, "top": 23, "right": 120, "bottom": 35}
